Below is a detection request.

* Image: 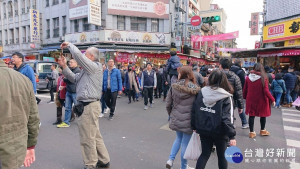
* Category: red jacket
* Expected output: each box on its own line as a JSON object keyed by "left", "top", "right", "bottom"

{"left": 243, "top": 74, "right": 275, "bottom": 117}
{"left": 57, "top": 75, "right": 66, "bottom": 99}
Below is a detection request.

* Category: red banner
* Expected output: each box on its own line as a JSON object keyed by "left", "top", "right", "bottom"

{"left": 192, "top": 31, "right": 239, "bottom": 42}
{"left": 257, "top": 49, "right": 300, "bottom": 57}
{"left": 116, "top": 52, "right": 130, "bottom": 62}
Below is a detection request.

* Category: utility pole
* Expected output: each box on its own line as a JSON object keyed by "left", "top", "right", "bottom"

{"left": 183, "top": 0, "right": 188, "bottom": 45}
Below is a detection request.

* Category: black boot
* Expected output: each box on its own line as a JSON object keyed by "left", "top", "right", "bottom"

{"left": 53, "top": 107, "right": 63, "bottom": 125}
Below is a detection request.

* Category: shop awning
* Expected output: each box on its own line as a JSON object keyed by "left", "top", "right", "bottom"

{"left": 95, "top": 44, "right": 169, "bottom": 51}
{"left": 257, "top": 49, "right": 300, "bottom": 57}
{"left": 39, "top": 46, "right": 60, "bottom": 54}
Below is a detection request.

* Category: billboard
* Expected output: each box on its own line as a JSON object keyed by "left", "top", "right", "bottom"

{"left": 263, "top": 17, "right": 300, "bottom": 43}
{"left": 108, "top": 0, "right": 169, "bottom": 19}
{"left": 30, "top": 9, "right": 40, "bottom": 42}
{"left": 69, "top": 0, "right": 88, "bottom": 20}
{"left": 88, "top": 0, "right": 101, "bottom": 26}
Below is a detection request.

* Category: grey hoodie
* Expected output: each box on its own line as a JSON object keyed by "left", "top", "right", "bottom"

{"left": 202, "top": 86, "right": 233, "bottom": 107}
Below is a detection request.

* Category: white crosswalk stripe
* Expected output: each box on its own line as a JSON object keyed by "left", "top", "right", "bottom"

{"left": 281, "top": 108, "right": 300, "bottom": 168}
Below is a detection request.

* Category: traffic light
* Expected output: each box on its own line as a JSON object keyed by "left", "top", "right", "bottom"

{"left": 202, "top": 16, "right": 221, "bottom": 23}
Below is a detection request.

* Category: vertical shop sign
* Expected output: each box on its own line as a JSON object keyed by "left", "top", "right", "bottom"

{"left": 30, "top": 9, "right": 40, "bottom": 42}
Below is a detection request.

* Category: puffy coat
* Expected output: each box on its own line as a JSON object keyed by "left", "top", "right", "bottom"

{"left": 230, "top": 65, "right": 245, "bottom": 89}
{"left": 103, "top": 68, "right": 122, "bottom": 92}
{"left": 243, "top": 73, "right": 275, "bottom": 117}
{"left": 167, "top": 55, "right": 182, "bottom": 76}
{"left": 283, "top": 72, "right": 297, "bottom": 90}
{"left": 166, "top": 80, "right": 201, "bottom": 134}
{"left": 223, "top": 70, "right": 244, "bottom": 109}
{"left": 271, "top": 79, "right": 286, "bottom": 94}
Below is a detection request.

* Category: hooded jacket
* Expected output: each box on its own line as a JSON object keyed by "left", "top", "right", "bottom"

{"left": 166, "top": 80, "right": 201, "bottom": 134}
{"left": 167, "top": 55, "right": 182, "bottom": 76}
{"left": 230, "top": 65, "right": 245, "bottom": 89}
{"left": 191, "top": 87, "right": 236, "bottom": 140}
{"left": 243, "top": 72, "right": 275, "bottom": 117}
{"left": 222, "top": 70, "right": 244, "bottom": 109}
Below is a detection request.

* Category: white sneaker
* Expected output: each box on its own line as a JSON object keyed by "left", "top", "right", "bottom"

{"left": 99, "top": 113, "right": 104, "bottom": 118}
{"left": 166, "top": 159, "right": 173, "bottom": 169}
{"left": 186, "top": 165, "right": 195, "bottom": 169}
{"left": 104, "top": 108, "right": 110, "bottom": 114}
{"left": 144, "top": 106, "right": 148, "bottom": 110}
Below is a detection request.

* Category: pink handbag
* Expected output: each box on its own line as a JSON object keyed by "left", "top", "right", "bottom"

{"left": 292, "top": 97, "right": 300, "bottom": 106}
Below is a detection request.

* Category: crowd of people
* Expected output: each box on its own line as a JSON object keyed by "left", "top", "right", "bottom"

{"left": 1, "top": 41, "right": 299, "bottom": 169}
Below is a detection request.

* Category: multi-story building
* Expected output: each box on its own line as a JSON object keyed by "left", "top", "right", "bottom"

{"left": 0, "top": 0, "right": 40, "bottom": 59}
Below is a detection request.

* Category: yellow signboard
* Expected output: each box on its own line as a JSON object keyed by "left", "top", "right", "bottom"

{"left": 0, "top": 46, "right": 2, "bottom": 53}
{"left": 285, "top": 39, "right": 300, "bottom": 47}
{"left": 263, "top": 18, "right": 300, "bottom": 43}
{"left": 30, "top": 9, "right": 40, "bottom": 42}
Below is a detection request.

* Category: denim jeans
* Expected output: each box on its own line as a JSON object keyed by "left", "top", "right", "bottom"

{"left": 64, "top": 92, "right": 77, "bottom": 125}
{"left": 169, "top": 131, "right": 192, "bottom": 169}
{"left": 286, "top": 89, "right": 293, "bottom": 104}
{"left": 274, "top": 92, "right": 283, "bottom": 107}
{"left": 100, "top": 94, "right": 107, "bottom": 114}
{"left": 239, "top": 109, "right": 248, "bottom": 125}
{"left": 291, "top": 90, "right": 298, "bottom": 102}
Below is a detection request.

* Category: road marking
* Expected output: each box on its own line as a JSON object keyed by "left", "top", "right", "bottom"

{"left": 36, "top": 95, "right": 51, "bottom": 99}
{"left": 282, "top": 109, "right": 299, "bottom": 112}
{"left": 284, "top": 126, "right": 300, "bottom": 132}
{"left": 286, "top": 139, "right": 300, "bottom": 148}
{"left": 290, "top": 162, "right": 300, "bottom": 169}
{"left": 283, "top": 118, "right": 300, "bottom": 123}
{"left": 160, "top": 123, "right": 172, "bottom": 132}
{"left": 282, "top": 112, "right": 300, "bottom": 117}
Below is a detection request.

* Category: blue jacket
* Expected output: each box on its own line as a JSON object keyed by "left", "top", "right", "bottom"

{"left": 102, "top": 68, "right": 122, "bottom": 92}
{"left": 167, "top": 55, "right": 182, "bottom": 75}
{"left": 271, "top": 79, "right": 286, "bottom": 93}
{"left": 283, "top": 72, "right": 297, "bottom": 90}
{"left": 18, "top": 64, "right": 37, "bottom": 93}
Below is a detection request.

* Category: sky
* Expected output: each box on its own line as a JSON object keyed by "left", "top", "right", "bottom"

{"left": 212, "top": 0, "right": 263, "bottom": 49}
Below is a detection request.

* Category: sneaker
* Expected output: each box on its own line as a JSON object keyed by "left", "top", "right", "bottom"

{"left": 52, "top": 121, "right": 62, "bottom": 125}
{"left": 104, "top": 108, "right": 110, "bottom": 114}
{"left": 278, "top": 106, "right": 281, "bottom": 109}
{"left": 186, "top": 165, "right": 195, "bottom": 169}
{"left": 39, "top": 122, "right": 41, "bottom": 128}
{"left": 57, "top": 122, "right": 70, "bottom": 128}
{"left": 166, "top": 159, "right": 173, "bottom": 169}
{"left": 99, "top": 113, "right": 104, "bottom": 118}
{"left": 96, "top": 160, "right": 110, "bottom": 168}
{"left": 47, "top": 100, "right": 54, "bottom": 104}
{"left": 37, "top": 99, "right": 41, "bottom": 104}
{"left": 242, "top": 124, "right": 249, "bottom": 129}
{"left": 150, "top": 104, "right": 153, "bottom": 108}
{"left": 108, "top": 115, "right": 113, "bottom": 120}
{"left": 144, "top": 106, "right": 148, "bottom": 110}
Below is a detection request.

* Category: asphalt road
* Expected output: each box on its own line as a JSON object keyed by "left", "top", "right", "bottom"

{"left": 24, "top": 92, "right": 300, "bottom": 169}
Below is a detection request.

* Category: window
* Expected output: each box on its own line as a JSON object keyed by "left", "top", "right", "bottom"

{"left": 8, "top": 2, "right": 13, "bottom": 17}
{"left": 46, "top": 0, "right": 49, "bottom": 7}
{"left": 62, "top": 16, "right": 66, "bottom": 35}
{"left": 83, "top": 18, "right": 90, "bottom": 31}
{"left": 52, "top": 0, "right": 59, "bottom": 6}
{"left": 53, "top": 17, "right": 59, "bottom": 38}
{"left": 46, "top": 19, "right": 50, "bottom": 38}
{"left": 74, "top": 20, "right": 79, "bottom": 32}
{"left": 32, "top": 0, "right": 36, "bottom": 9}
{"left": 22, "top": 26, "right": 26, "bottom": 42}
{"left": 151, "top": 19, "right": 159, "bottom": 32}
{"left": 117, "top": 16, "right": 125, "bottom": 30}
{"left": 62, "top": 0, "right": 66, "bottom": 3}
{"left": 131, "top": 17, "right": 147, "bottom": 31}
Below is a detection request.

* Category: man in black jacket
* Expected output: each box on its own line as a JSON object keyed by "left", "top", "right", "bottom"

{"left": 57, "top": 59, "right": 81, "bottom": 127}
{"left": 220, "top": 58, "right": 248, "bottom": 129}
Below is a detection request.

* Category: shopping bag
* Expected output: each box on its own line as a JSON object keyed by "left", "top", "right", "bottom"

{"left": 183, "top": 132, "right": 201, "bottom": 161}
{"left": 292, "top": 97, "right": 300, "bottom": 107}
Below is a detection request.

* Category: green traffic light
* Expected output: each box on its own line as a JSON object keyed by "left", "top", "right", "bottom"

{"left": 214, "top": 15, "right": 221, "bottom": 21}
{"left": 202, "top": 16, "right": 221, "bottom": 23}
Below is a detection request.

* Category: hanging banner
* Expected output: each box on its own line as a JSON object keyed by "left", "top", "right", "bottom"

{"left": 192, "top": 31, "right": 239, "bottom": 42}
{"left": 217, "top": 48, "right": 247, "bottom": 52}
{"left": 88, "top": 0, "right": 101, "bottom": 26}
{"left": 250, "top": 12, "right": 259, "bottom": 35}
{"left": 30, "top": 9, "right": 40, "bottom": 42}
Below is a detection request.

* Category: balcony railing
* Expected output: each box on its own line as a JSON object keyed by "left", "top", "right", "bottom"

{"left": 83, "top": 24, "right": 90, "bottom": 31}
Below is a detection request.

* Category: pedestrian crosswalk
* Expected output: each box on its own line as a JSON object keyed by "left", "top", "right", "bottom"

{"left": 281, "top": 108, "right": 300, "bottom": 169}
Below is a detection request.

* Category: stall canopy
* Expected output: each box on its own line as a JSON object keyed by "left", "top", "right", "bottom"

{"left": 231, "top": 46, "right": 300, "bottom": 58}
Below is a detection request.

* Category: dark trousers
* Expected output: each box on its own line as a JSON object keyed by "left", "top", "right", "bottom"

{"left": 249, "top": 116, "right": 266, "bottom": 132}
{"left": 100, "top": 94, "right": 107, "bottom": 114}
{"left": 143, "top": 87, "right": 153, "bottom": 105}
{"left": 154, "top": 87, "right": 162, "bottom": 98}
{"left": 104, "top": 89, "right": 118, "bottom": 116}
{"left": 56, "top": 98, "right": 65, "bottom": 122}
{"left": 50, "top": 87, "right": 56, "bottom": 101}
{"left": 196, "top": 135, "right": 228, "bottom": 169}
{"left": 127, "top": 89, "right": 136, "bottom": 102}
{"left": 163, "top": 85, "right": 170, "bottom": 99}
